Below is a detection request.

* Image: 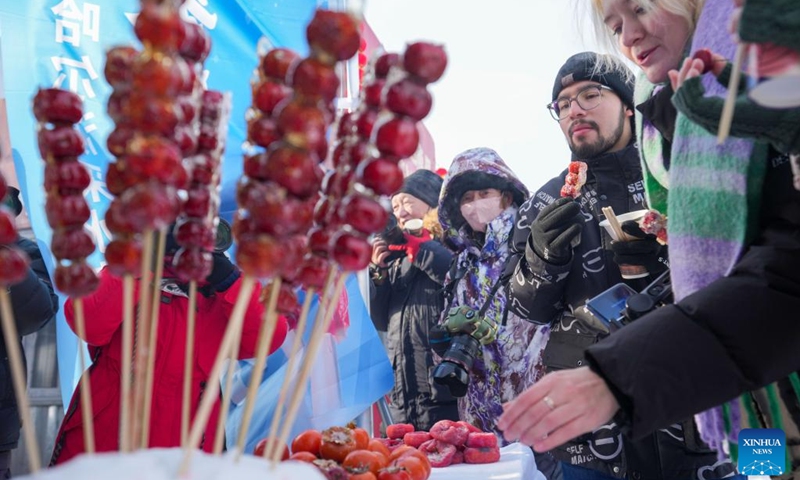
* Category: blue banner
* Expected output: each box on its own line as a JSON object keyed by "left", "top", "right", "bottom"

{"left": 0, "top": 0, "right": 359, "bottom": 408}
{"left": 225, "top": 274, "right": 393, "bottom": 452}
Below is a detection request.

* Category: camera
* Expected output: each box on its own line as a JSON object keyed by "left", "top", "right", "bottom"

{"left": 432, "top": 306, "right": 484, "bottom": 398}
{"left": 378, "top": 214, "right": 406, "bottom": 245}
{"left": 584, "top": 269, "right": 673, "bottom": 331}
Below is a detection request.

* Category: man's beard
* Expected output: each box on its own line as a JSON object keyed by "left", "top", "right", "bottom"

{"left": 567, "top": 106, "right": 626, "bottom": 159}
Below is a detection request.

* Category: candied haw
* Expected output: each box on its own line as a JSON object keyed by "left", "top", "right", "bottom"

{"left": 357, "top": 158, "right": 404, "bottom": 196}
{"left": 295, "top": 255, "right": 331, "bottom": 289}
{"left": 123, "top": 92, "right": 181, "bottom": 136}
{"left": 336, "top": 111, "right": 356, "bottom": 138}
{"left": 247, "top": 115, "right": 281, "bottom": 149}
{"left": 200, "top": 90, "right": 226, "bottom": 123}
{"left": 363, "top": 79, "right": 386, "bottom": 108}
{"left": 0, "top": 209, "right": 17, "bottom": 244}
{"left": 184, "top": 153, "right": 218, "bottom": 186}
{"left": 374, "top": 53, "right": 402, "bottom": 79}
{"left": 134, "top": 3, "right": 186, "bottom": 51}
{"left": 291, "top": 429, "right": 322, "bottom": 456}
{"left": 33, "top": 88, "right": 83, "bottom": 125}
{"left": 44, "top": 161, "right": 91, "bottom": 195}
{"left": 235, "top": 234, "right": 283, "bottom": 279}
{"left": 197, "top": 124, "right": 221, "bottom": 152}
{"left": 179, "top": 21, "right": 211, "bottom": 63}
{"left": 172, "top": 125, "right": 198, "bottom": 156}
{"left": 119, "top": 184, "right": 181, "bottom": 231}
{"left": 55, "top": 261, "right": 99, "bottom": 297}
{"left": 322, "top": 170, "right": 354, "bottom": 198}
{"left": 105, "top": 238, "right": 142, "bottom": 277}
{"left": 183, "top": 186, "right": 213, "bottom": 219}
{"left": 403, "top": 42, "right": 448, "bottom": 84}
{"left": 262, "top": 144, "right": 322, "bottom": 199}
{"left": 104, "top": 199, "right": 137, "bottom": 235}
{"left": 51, "top": 227, "right": 96, "bottom": 260}
{"left": 238, "top": 179, "right": 311, "bottom": 237}
{"left": 275, "top": 282, "right": 298, "bottom": 315}
{"left": 290, "top": 58, "right": 340, "bottom": 103}
{"left": 0, "top": 247, "right": 29, "bottom": 286}
{"left": 355, "top": 108, "right": 379, "bottom": 139}
{"left": 374, "top": 117, "right": 419, "bottom": 159}
{"left": 276, "top": 101, "right": 328, "bottom": 152}
{"left": 260, "top": 48, "right": 300, "bottom": 83}
{"left": 308, "top": 226, "right": 333, "bottom": 255}
{"left": 341, "top": 194, "right": 388, "bottom": 235}
{"left": 132, "top": 54, "right": 194, "bottom": 97}
{"left": 106, "top": 90, "right": 129, "bottom": 124}
{"left": 385, "top": 78, "right": 432, "bottom": 121}
{"left": 172, "top": 247, "right": 212, "bottom": 282}
{"left": 332, "top": 231, "right": 371, "bottom": 271}
{"left": 306, "top": 10, "right": 360, "bottom": 64}
{"left": 38, "top": 126, "right": 85, "bottom": 158}
{"left": 173, "top": 218, "right": 215, "bottom": 251}
{"left": 692, "top": 48, "right": 714, "bottom": 74}
{"left": 104, "top": 161, "right": 135, "bottom": 197}
{"left": 46, "top": 194, "right": 90, "bottom": 228}
{"left": 106, "top": 125, "right": 136, "bottom": 157}
{"left": 177, "top": 96, "right": 198, "bottom": 124}
{"left": 253, "top": 80, "right": 293, "bottom": 116}
{"left": 104, "top": 46, "right": 138, "bottom": 88}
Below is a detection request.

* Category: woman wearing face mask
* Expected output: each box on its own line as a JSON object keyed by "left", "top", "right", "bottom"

{"left": 433, "top": 147, "right": 550, "bottom": 443}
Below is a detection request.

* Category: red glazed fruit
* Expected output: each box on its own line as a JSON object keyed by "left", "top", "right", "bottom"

{"left": 172, "top": 247, "right": 213, "bottom": 282}
{"left": 276, "top": 282, "right": 298, "bottom": 315}
{"left": 51, "top": 227, "right": 96, "bottom": 260}
{"left": 123, "top": 92, "right": 181, "bottom": 136}
{"left": 296, "top": 255, "right": 331, "bottom": 289}
{"left": 174, "top": 218, "right": 215, "bottom": 251}
{"left": 290, "top": 57, "right": 340, "bottom": 104}
{"left": 0, "top": 176, "right": 6, "bottom": 204}
{"left": 385, "top": 424, "right": 415, "bottom": 440}
{"left": 235, "top": 234, "right": 283, "bottom": 279}
{"left": 44, "top": 161, "right": 91, "bottom": 195}
{"left": 363, "top": 79, "right": 386, "bottom": 108}
{"left": 180, "top": 21, "right": 211, "bottom": 63}
{"left": 261, "top": 144, "right": 322, "bottom": 199}
{"left": 374, "top": 53, "right": 402, "bottom": 79}
{"left": 260, "top": 48, "right": 300, "bottom": 83}
{"left": 357, "top": 158, "right": 404, "bottom": 196}
{"left": 306, "top": 10, "right": 360, "bottom": 64}
{"left": 340, "top": 194, "right": 388, "bottom": 235}
{"left": 134, "top": 3, "right": 186, "bottom": 51}
{"left": 45, "top": 194, "right": 90, "bottom": 229}
{"left": 451, "top": 449, "right": 464, "bottom": 465}
{"left": 104, "top": 46, "right": 139, "bottom": 88}
{"left": 403, "top": 42, "right": 448, "bottom": 84}
{"left": 374, "top": 117, "right": 419, "bottom": 159}
{"left": 0, "top": 247, "right": 30, "bottom": 286}
{"left": 38, "top": 126, "right": 85, "bottom": 158}
{"left": 0, "top": 209, "right": 17, "bottom": 245}
{"left": 253, "top": 80, "right": 293, "bottom": 116}
{"left": 385, "top": 78, "right": 432, "bottom": 121}
{"left": 332, "top": 231, "right": 371, "bottom": 271}
{"left": 692, "top": 48, "right": 714, "bottom": 74}
{"left": 463, "top": 446, "right": 500, "bottom": 464}
{"left": 456, "top": 420, "right": 482, "bottom": 434}
{"left": 336, "top": 111, "right": 356, "bottom": 138}
{"left": 132, "top": 54, "right": 194, "bottom": 97}
{"left": 183, "top": 186, "right": 214, "bottom": 219}
{"left": 55, "top": 261, "right": 99, "bottom": 297}
{"left": 247, "top": 115, "right": 281, "bottom": 149}
{"left": 33, "top": 88, "right": 83, "bottom": 125}
{"left": 355, "top": 108, "right": 379, "bottom": 139}
{"left": 106, "top": 125, "right": 137, "bottom": 157}
{"left": 276, "top": 101, "right": 328, "bottom": 152}
{"left": 105, "top": 238, "right": 142, "bottom": 277}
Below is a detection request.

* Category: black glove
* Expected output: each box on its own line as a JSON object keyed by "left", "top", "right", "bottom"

{"left": 610, "top": 220, "right": 669, "bottom": 275}
{"left": 528, "top": 197, "right": 584, "bottom": 265}
{"left": 429, "top": 324, "right": 453, "bottom": 358}
{"left": 204, "top": 252, "right": 239, "bottom": 293}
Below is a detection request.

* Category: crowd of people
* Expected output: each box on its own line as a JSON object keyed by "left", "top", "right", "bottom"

{"left": 370, "top": 0, "right": 800, "bottom": 478}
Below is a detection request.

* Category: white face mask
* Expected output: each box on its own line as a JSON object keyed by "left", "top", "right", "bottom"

{"left": 460, "top": 196, "right": 505, "bottom": 233}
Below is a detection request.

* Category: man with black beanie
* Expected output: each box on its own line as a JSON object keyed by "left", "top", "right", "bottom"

{"left": 369, "top": 169, "right": 459, "bottom": 430}
{"left": 503, "top": 52, "right": 732, "bottom": 479}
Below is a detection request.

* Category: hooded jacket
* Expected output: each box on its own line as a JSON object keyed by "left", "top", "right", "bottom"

{"left": 369, "top": 207, "right": 459, "bottom": 430}
{"left": 438, "top": 148, "right": 550, "bottom": 444}
{"left": 507, "top": 144, "right": 735, "bottom": 479}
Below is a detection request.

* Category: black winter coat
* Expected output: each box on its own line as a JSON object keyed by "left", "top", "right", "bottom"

{"left": 0, "top": 237, "right": 58, "bottom": 451}
{"left": 507, "top": 145, "right": 733, "bottom": 479}
{"left": 369, "top": 240, "right": 458, "bottom": 430}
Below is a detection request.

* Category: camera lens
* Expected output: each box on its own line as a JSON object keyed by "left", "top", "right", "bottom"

{"left": 432, "top": 334, "right": 481, "bottom": 397}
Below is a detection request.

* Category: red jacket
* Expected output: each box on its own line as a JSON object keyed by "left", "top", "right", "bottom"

{"left": 50, "top": 268, "right": 288, "bottom": 464}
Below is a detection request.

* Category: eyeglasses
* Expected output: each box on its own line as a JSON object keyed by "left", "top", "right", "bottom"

{"left": 547, "top": 84, "right": 613, "bottom": 121}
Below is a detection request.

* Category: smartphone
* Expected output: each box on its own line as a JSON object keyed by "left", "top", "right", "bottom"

{"left": 586, "top": 283, "right": 638, "bottom": 327}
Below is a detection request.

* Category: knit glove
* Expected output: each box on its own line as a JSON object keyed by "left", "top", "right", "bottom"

{"left": 387, "top": 229, "right": 431, "bottom": 263}
{"left": 528, "top": 197, "right": 584, "bottom": 265}
{"left": 672, "top": 71, "right": 800, "bottom": 155}
{"left": 203, "top": 252, "right": 239, "bottom": 294}
{"left": 610, "top": 221, "right": 669, "bottom": 276}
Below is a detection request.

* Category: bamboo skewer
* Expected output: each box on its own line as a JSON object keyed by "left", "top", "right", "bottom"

{"left": 181, "top": 281, "right": 198, "bottom": 448}
{"left": 601, "top": 206, "right": 627, "bottom": 241}
{"left": 718, "top": 43, "right": 746, "bottom": 144}
{"left": 0, "top": 289, "right": 41, "bottom": 472}
{"left": 257, "top": 288, "right": 314, "bottom": 461}
{"left": 268, "top": 273, "right": 345, "bottom": 464}
{"left": 140, "top": 229, "right": 167, "bottom": 448}
{"left": 212, "top": 275, "right": 259, "bottom": 454}
{"left": 233, "top": 279, "right": 287, "bottom": 460}
{"left": 120, "top": 275, "right": 135, "bottom": 452}
{"left": 131, "top": 231, "right": 154, "bottom": 448}
{"left": 72, "top": 298, "right": 95, "bottom": 454}
{"left": 179, "top": 276, "right": 256, "bottom": 475}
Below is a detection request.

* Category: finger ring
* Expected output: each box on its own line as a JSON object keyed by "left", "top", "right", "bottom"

{"left": 543, "top": 395, "right": 556, "bottom": 411}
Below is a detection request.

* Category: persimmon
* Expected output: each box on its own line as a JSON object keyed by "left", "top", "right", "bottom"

{"left": 368, "top": 439, "right": 391, "bottom": 459}
{"left": 291, "top": 429, "right": 322, "bottom": 456}
{"left": 343, "top": 450, "right": 387, "bottom": 475}
{"left": 393, "top": 454, "right": 429, "bottom": 480}
{"left": 288, "top": 451, "right": 317, "bottom": 463}
{"left": 351, "top": 426, "right": 371, "bottom": 450}
{"left": 320, "top": 426, "right": 358, "bottom": 463}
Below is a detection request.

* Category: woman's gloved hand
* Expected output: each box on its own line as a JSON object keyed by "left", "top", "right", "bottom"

{"left": 610, "top": 221, "right": 669, "bottom": 275}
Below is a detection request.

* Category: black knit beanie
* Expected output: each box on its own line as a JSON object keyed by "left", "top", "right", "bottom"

{"left": 395, "top": 169, "right": 443, "bottom": 208}
{"left": 552, "top": 52, "right": 635, "bottom": 109}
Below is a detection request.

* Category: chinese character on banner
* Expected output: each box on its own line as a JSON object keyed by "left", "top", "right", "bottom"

{"left": 51, "top": 0, "right": 101, "bottom": 47}
{"left": 50, "top": 55, "right": 100, "bottom": 100}
{"left": 180, "top": 0, "right": 217, "bottom": 30}
{"left": 81, "top": 160, "right": 113, "bottom": 253}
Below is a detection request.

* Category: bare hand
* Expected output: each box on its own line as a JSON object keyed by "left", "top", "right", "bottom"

{"left": 497, "top": 367, "right": 620, "bottom": 452}
{"left": 668, "top": 53, "right": 727, "bottom": 91}
{"left": 371, "top": 239, "right": 390, "bottom": 267}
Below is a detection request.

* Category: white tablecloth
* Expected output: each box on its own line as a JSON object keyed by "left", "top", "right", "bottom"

{"left": 428, "top": 442, "right": 546, "bottom": 480}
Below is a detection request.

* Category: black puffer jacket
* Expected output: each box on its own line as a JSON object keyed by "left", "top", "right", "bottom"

{"left": 507, "top": 145, "right": 734, "bottom": 479}
{"left": 369, "top": 240, "right": 458, "bottom": 430}
{"left": 0, "top": 237, "right": 58, "bottom": 451}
